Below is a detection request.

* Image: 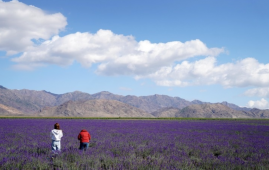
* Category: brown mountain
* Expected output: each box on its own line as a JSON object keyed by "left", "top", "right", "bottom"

{"left": 0, "top": 86, "right": 93, "bottom": 114}
{"left": 0, "top": 86, "right": 192, "bottom": 114}
{"left": 54, "top": 91, "right": 94, "bottom": 105}
{"left": 175, "top": 103, "right": 254, "bottom": 118}
{"left": 144, "top": 104, "right": 269, "bottom": 118}
{"left": 0, "top": 85, "right": 263, "bottom": 118}
{"left": 138, "top": 94, "right": 191, "bottom": 112}
{"left": 0, "top": 103, "right": 23, "bottom": 116}
{"left": 91, "top": 92, "right": 192, "bottom": 113}
{"left": 91, "top": 91, "right": 123, "bottom": 100}
{"left": 0, "top": 87, "right": 42, "bottom": 114}
{"left": 38, "top": 99, "right": 154, "bottom": 118}
{"left": 151, "top": 107, "right": 181, "bottom": 118}
{"left": 248, "top": 108, "right": 269, "bottom": 118}
{"left": 220, "top": 101, "right": 251, "bottom": 112}
{"left": 191, "top": 100, "right": 251, "bottom": 112}
{"left": 191, "top": 100, "right": 207, "bottom": 105}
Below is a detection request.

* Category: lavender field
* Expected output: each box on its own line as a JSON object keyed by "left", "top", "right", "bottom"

{"left": 1, "top": 118, "right": 269, "bottom": 169}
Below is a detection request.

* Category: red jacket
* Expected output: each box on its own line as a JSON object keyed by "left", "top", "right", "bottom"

{"left": 78, "top": 129, "right": 91, "bottom": 143}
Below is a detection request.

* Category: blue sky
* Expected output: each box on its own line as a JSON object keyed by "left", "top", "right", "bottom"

{"left": 1, "top": 0, "right": 269, "bottom": 109}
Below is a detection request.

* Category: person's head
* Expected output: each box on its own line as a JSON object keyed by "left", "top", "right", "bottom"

{"left": 54, "top": 123, "right": 60, "bottom": 130}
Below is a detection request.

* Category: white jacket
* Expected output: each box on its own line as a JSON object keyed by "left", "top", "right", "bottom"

{"left": 50, "top": 129, "right": 63, "bottom": 141}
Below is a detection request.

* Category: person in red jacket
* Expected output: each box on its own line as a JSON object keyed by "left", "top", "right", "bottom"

{"left": 78, "top": 129, "right": 91, "bottom": 151}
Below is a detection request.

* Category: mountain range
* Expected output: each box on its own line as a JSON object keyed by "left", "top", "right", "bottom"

{"left": 0, "top": 85, "right": 268, "bottom": 118}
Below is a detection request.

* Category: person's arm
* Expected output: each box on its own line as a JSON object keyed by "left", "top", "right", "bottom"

{"left": 78, "top": 133, "right": 81, "bottom": 140}
{"left": 88, "top": 133, "right": 91, "bottom": 141}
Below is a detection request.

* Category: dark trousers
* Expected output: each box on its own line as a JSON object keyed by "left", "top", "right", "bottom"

{"left": 79, "top": 142, "right": 89, "bottom": 150}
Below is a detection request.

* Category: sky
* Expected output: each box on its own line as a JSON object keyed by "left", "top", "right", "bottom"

{"left": 1, "top": 0, "right": 269, "bottom": 109}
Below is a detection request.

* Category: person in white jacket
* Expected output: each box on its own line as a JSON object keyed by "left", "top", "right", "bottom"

{"left": 50, "top": 123, "right": 63, "bottom": 153}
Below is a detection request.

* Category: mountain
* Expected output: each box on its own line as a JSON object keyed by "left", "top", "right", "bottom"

{"left": 248, "top": 108, "right": 269, "bottom": 118}
{"left": 54, "top": 91, "right": 94, "bottom": 105}
{"left": 39, "top": 99, "right": 154, "bottom": 118}
{"left": 90, "top": 91, "right": 192, "bottom": 113}
{"left": 191, "top": 100, "right": 207, "bottom": 105}
{"left": 0, "top": 85, "right": 261, "bottom": 118}
{"left": 0, "top": 103, "right": 23, "bottom": 115}
{"left": 0, "top": 86, "right": 93, "bottom": 114}
{"left": 152, "top": 103, "right": 255, "bottom": 118}
{"left": 175, "top": 103, "right": 254, "bottom": 118}
{"left": 0, "top": 86, "right": 192, "bottom": 114}
{"left": 91, "top": 92, "right": 191, "bottom": 113}
{"left": 221, "top": 101, "right": 251, "bottom": 112}
{"left": 0, "top": 87, "right": 42, "bottom": 114}
{"left": 0, "top": 85, "right": 7, "bottom": 89}
{"left": 151, "top": 107, "right": 181, "bottom": 118}
{"left": 91, "top": 91, "right": 123, "bottom": 100}
{"left": 137, "top": 94, "right": 191, "bottom": 112}
{"left": 190, "top": 100, "right": 251, "bottom": 112}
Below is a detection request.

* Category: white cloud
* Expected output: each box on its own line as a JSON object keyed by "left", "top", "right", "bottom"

{"left": 143, "top": 57, "right": 269, "bottom": 88}
{"left": 5, "top": 1, "right": 269, "bottom": 91}
{"left": 247, "top": 98, "right": 269, "bottom": 109}
{"left": 11, "top": 29, "right": 224, "bottom": 73}
{"left": 244, "top": 88, "right": 269, "bottom": 98}
{"left": 12, "top": 30, "right": 137, "bottom": 68}
{"left": 97, "top": 39, "right": 223, "bottom": 75}
{"left": 0, "top": 0, "right": 67, "bottom": 53}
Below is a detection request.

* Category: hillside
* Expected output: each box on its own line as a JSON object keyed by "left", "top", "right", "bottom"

{"left": 248, "top": 108, "right": 269, "bottom": 118}
{"left": 39, "top": 99, "right": 154, "bottom": 118}
{"left": 151, "top": 107, "right": 180, "bottom": 118}
{"left": 0, "top": 103, "right": 23, "bottom": 116}
{"left": 0, "top": 86, "right": 93, "bottom": 114}
{"left": 175, "top": 103, "right": 255, "bottom": 118}
{"left": 92, "top": 92, "right": 192, "bottom": 113}
{"left": 0, "top": 85, "right": 263, "bottom": 118}
{"left": 0, "top": 86, "right": 193, "bottom": 114}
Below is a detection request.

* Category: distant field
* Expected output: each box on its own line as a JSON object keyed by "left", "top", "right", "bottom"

{"left": 1, "top": 116, "right": 268, "bottom": 120}
{"left": 1, "top": 118, "right": 269, "bottom": 169}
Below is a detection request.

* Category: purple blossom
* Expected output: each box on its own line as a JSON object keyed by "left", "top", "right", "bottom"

{"left": 0, "top": 119, "right": 269, "bottom": 169}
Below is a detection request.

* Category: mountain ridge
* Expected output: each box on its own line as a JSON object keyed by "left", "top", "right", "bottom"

{"left": 39, "top": 99, "right": 154, "bottom": 117}
{"left": 0, "top": 85, "right": 266, "bottom": 118}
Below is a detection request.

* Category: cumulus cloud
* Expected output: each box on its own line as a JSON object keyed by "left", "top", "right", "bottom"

{"left": 10, "top": 23, "right": 269, "bottom": 89}
{"left": 12, "top": 29, "right": 224, "bottom": 72}
{"left": 12, "top": 30, "right": 137, "bottom": 69}
{"left": 5, "top": 1, "right": 269, "bottom": 90}
{"left": 247, "top": 98, "right": 269, "bottom": 109}
{"left": 97, "top": 39, "right": 223, "bottom": 75}
{"left": 143, "top": 57, "right": 269, "bottom": 88}
{"left": 0, "top": 0, "right": 67, "bottom": 53}
{"left": 244, "top": 88, "right": 269, "bottom": 98}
